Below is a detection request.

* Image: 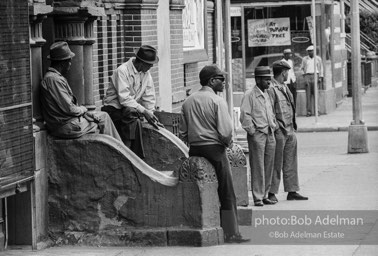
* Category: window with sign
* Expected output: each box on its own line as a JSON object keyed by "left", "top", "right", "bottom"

{"left": 182, "top": 0, "right": 208, "bottom": 63}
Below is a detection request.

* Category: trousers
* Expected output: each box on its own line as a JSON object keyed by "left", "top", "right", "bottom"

{"left": 247, "top": 130, "right": 276, "bottom": 202}
{"left": 102, "top": 105, "right": 145, "bottom": 158}
{"left": 49, "top": 111, "right": 121, "bottom": 141}
{"left": 270, "top": 128, "right": 299, "bottom": 194}
{"left": 189, "top": 144, "right": 239, "bottom": 237}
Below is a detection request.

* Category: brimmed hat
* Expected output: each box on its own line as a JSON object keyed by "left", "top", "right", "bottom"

{"left": 306, "top": 45, "right": 314, "bottom": 51}
{"left": 134, "top": 45, "right": 159, "bottom": 64}
{"left": 283, "top": 49, "right": 292, "bottom": 54}
{"left": 254, "top": 66, "right": 272, "bottom": 77}
{"left": 272, "top": 60, "right": 291, "bottom": 70}
{"left": 199, "top": 64, "right": 227, "bottom": 84}
{"left": 47, "top": 41, "right": 75, "bottom": 61}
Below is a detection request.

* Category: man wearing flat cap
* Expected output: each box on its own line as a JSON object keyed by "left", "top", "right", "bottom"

{"left": 240, "top": 66, "right": 277, "bottom": 207}
{"left": 267, "top": 60, "right": 308, "bottom": 203}
{"left": 179, "top": 64, "right": 250, "bottom": 243}
{"left": 301, "top": 45, "right": 324, "bottom": 116}
{"left": 40, "top": 41, "right": 121, "bottom": 141}
{"left": 282, "top": 49, "right": 297, "bottom": 106}
{"left": 102, "top": 45, "right": 161, "bottom": 158}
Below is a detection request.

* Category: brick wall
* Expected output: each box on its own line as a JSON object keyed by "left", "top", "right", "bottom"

{"left": 93, "top": 7, "right": 159, "bottom": 107}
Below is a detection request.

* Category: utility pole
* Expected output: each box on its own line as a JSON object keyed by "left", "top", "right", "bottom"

{"left": 223, "top": 0, "right": 234, "bottom": 121}
{"left": 311, "top": 0, "right": 318, "bottom": 123}
{"left": 348, "top": 0, "right": 369, "bottom": 153}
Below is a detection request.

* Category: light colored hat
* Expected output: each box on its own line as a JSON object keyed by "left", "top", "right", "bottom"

{"left": 306, "top": 45, "right": 314, "bottom": 51}
{"left": 283, "top": 49, "right": 292, "bottom": 54}
{"left": 254, "top": 66, "right": 272, "bottom": 77}
{"left": 47, "top": 41, "right": 75, "bottom": 61}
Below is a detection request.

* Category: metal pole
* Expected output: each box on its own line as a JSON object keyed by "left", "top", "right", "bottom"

{"left": 351, "top": 0, "right": 363, "bottom": 124}
{"left": 348, "top": 0, "right": 369, "bottom": 153}
{"left": 312, "top": 0, "right": 318, "bottom": 123}
{"left": 223, "top": 0, "right": 234, "bottom": 121}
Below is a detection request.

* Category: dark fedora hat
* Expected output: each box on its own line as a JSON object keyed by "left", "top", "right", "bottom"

{"left": 47, "top": 41, "right": 75, "bottom": 61}
{"left": 134, "top": 45, "right": 159, "bottom": 64}
{"left": 254, "top": 66, "right": 272, "bottom": 77}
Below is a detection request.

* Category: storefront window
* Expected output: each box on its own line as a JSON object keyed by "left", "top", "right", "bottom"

{"left": 243, "top": 5, "right": 311, "bottom": 90}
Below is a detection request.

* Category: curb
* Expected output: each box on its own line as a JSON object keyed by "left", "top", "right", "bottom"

{"left": 297, "top": 125, "right": 378, "bottom": 133}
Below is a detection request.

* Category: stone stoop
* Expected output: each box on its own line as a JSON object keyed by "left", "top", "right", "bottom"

{"left": 237, "top": 206, "right": 253, "bottom": 226}
{"left": 51, "top": 227, "right": 224, "bottom": 247}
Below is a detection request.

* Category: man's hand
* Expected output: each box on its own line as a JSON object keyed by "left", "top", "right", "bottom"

{"left": 143, "top": 109, "right": 159, "bottom": 129}
{"left": 83, "top": 111, "right": 101, "bottom": 123}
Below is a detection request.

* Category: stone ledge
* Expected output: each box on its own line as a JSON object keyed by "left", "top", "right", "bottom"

{"left": 50, "top": 227, "right": 224, "bottom": 247}
{"left": 237, "top": 206, "right": 252, "bottom": 226}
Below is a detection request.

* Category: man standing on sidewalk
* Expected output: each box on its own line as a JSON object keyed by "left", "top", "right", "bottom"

{"left": 301, "top": 45, "right": 324, "bottom": 117}
{"left": 239, "top": 66, "right": 277, "bottom": 207}
{"left": 267, "top": 60, "right": 308, "bottom": 202}
{"left": 179, "top": 64, "right": 249, "bottom": 243}
{"left": 281, "top": 49, "right": 297, "bottom": 107}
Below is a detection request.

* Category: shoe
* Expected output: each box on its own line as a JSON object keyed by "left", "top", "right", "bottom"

{"left": 268, "top": 193, "right": 278, "bottom": 203}
{"left": 306, "top": 112, "right": 312, "bottom": 117}
{"left": 287, "top": 192, "right": 308, "bottom": 200}
{"left": 224, "top": 233, "right": 251, "bottom": 244}
{"left": 263, "top": 198, "right": 276, "bottom": 205}
{"left": 254, "top": 200, "right": 264, "bottom": 206}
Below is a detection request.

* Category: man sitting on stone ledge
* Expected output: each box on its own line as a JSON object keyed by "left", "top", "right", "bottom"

{"left": 40, "top": 41, "right": 121, "bottom": 141}
{"left": 102, "top": 45, "right": 162, "bottom": 158}
{"left": 179, "top": 64, "right": 250, "bottom": 244}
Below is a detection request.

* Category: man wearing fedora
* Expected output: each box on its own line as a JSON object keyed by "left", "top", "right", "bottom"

{"left": 40, "top": 41, "right": 121, "bottom": 140}
{"left": 102, "top": 45, "right": 160, "bottom": 158}
{"left": 240, "top": 66, "right": 277, "bottom": 207}
{"left": 281, "top": 49, "right": 297, "bottom": 107}
{"left": 267, "top": 60, "right": 308, "bottom": 203}
{"left": 179, "top": 64, "right": 250, "bottom": 243}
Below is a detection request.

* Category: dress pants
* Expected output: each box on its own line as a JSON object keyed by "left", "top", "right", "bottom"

{"left": 247, "top": 130, "right": 276, "bottom": 202}
{"left": 49, "top": 111, "right": 121, "bottom": 141}
{"left": 102, "top": 105, "right": 145, "bottom": 158}
{"left": 189, "top": 144, "right": 239, "bottom": 237}
{"left": 270, "top": 128, "right": 299, "bottom": 194}
{"left": 304, "top": 74, "right": 319, "bottom": 115}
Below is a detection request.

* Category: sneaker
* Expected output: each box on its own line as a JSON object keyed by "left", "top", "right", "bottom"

{"left": 224, "top": 233, "right": 251, "bottom": 244}
{"left": 287, "top": 192, "right": 308, "bottom": 200}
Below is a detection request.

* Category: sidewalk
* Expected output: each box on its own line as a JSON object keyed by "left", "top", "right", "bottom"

{"left": 3, "top": 86, "right": 378, "bottom": 256}
{"left": 296, "top": 85, "right": 378, "bottom": 132}
{"left": 236, "top": 84, "right": 378, "bottom": 138}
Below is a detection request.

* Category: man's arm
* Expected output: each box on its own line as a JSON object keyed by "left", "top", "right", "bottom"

{"left": 139, "top": 73, "right": 156, "bottom": 112}
{"left": 216, "top": 100, "right": 233, "bottom": 147}
{"left": 46, "top": 78, "right": 87, "bottom": 116}
{"left": 178, "top": 110, "right": 188, "bottom": 144}
{"left": 239, "top": 92, "right": 256, "bottom": 135}
{"left": 112, "top": 69, "right": 143, "bottom": 111}
{"left": 301, "top": 56, "right": 307, "bottom": 74}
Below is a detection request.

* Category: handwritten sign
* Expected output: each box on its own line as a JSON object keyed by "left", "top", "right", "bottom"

{"left": 247, "top": 18, "right": 291, "bottom": 47}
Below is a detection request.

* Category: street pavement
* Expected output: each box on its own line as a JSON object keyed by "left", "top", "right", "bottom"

{"left": 3, "top": 86, "right": 378, "bottom": 256}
